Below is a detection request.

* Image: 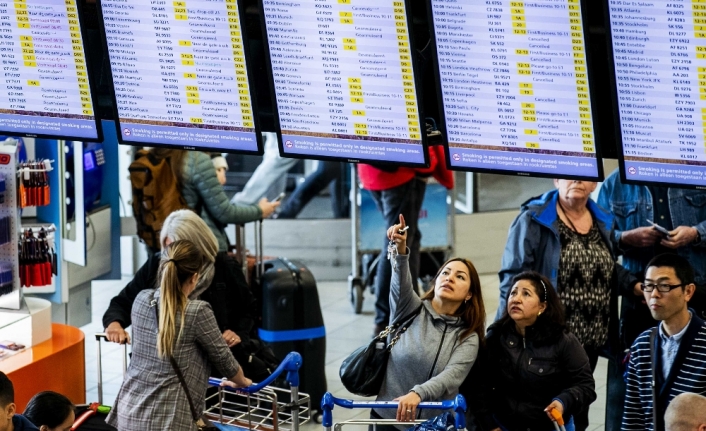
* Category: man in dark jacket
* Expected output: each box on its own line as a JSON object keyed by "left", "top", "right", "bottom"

{"left": 623, "top": 254, "right": 706, "bottom": 431}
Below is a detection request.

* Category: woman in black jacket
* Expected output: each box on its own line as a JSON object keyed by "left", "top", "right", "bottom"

{"left": 475, "top": 271, "right": 595, "bottom": 431}
{"left": 102, "top": 209, "right": 278, "bottom": 381}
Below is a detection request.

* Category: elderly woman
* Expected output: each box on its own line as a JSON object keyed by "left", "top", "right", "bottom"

{"left": 497, "top": 180, "right": 639, "bottom": 431}
{"left": 103, "top": 209, "right": 278, "bottom": 381}
{"left": 372, "top": 215, "right": 485, "bottom": 430}
{"left": 476, "top": 272, "right": 596, "bottom": 431}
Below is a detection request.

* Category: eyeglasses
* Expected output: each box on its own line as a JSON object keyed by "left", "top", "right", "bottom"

{"left": 641, "top": 283, "right": 684, "bottom": 293}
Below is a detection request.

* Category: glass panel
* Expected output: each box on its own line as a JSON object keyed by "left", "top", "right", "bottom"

{"left": 476, "top": 174, "right": 554, "bottom": 213}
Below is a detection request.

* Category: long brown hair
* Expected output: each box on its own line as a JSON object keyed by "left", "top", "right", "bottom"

{"left": 156, "top": 240, "right": 204, "bottom": 358}
{"left": 421, "top": 258, "right": 486, "bottom": 344}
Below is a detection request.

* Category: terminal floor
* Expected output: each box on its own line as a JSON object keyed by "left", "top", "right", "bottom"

{"left": 81, "top": 275, "right": 608, "bottom": 431}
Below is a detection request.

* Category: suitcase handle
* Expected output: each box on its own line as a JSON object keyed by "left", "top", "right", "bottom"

{"left": 95, "top": 333, "right": 128, "bottom": 405}
{"left": 208, "top": 351, "right": 302, "bottom": 393}
{"left": 321, "top": 393, "right": 467, "bottom": 430}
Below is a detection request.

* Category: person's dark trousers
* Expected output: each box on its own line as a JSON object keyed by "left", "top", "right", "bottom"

{"left": 605, "top": 353, "right": 625, "bottom": 431}
{"left": 277, "top": 161, "right": 343, "bottom": 218}
{"left": 328, "top": 163, "right": 350, "bottom": 218}
{"left": 573, "top": 346, "right": 600, "bottom": 431}
{"left": 571, "top": 345, "right": 624, "bottom": 431}
{"left": 370, "top": 178, "right": 426, "bottom": 329}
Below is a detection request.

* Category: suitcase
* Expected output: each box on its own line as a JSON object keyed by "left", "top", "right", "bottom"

{"left": 257, "top": 257, "right": 327, "bottom": 418}
{"left": 71, "top": 334, "right": 127, "bottom": 430}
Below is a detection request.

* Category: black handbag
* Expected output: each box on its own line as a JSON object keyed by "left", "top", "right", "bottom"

{"left": 339, "top": 305, "right": 423, "bottom": 396}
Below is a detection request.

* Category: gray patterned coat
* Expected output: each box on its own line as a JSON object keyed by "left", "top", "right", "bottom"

{"left": 106, "top": 289, "right": 239, "bottom": 430}
{"left": 181, "top": 151, "right": 262, "bottom": 251}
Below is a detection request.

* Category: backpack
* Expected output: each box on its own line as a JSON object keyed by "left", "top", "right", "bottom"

{"left": 129, "top": 150, "right": 188, "bottom": 251}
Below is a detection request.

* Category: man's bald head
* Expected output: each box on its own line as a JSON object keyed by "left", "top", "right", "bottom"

{"left": 665, "top": 393, "right": 706, "bottom": 431}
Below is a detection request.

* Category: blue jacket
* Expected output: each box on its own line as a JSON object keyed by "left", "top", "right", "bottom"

{"left": 597, "top": 169, "right": 706, "bottom": 287}
{"left": 13, "top": 414, "right": 39, "bottom": 431}
{"left": 622, "top": 313, "right": 706, "bottom": 431}
{"left": 497, "top": 190, "right": 637, "bottom": 353}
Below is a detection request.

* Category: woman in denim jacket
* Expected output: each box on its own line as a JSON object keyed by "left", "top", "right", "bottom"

{"left": 597, "top": 168, "right": 706, "bottom": 351}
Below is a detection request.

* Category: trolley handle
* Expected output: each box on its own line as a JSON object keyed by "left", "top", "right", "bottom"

{"left": 208, "top": 351, "right": 302, "bottom": 393}
{"left": 320, "top": 393, "right": 467, "bottom": 430}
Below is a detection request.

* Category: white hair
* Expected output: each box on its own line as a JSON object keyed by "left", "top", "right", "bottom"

{"left": 160, "top": 210, "right": 218, "bottom": 294}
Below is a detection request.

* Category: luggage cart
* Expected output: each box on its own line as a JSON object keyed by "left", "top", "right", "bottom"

{"left": 321, "top": 393, "right": 467, "bottom": 431}
{"left": 348, "top": 168, "right": 456, "bottom": 314}
{"left": 549, "top": 408, "right": 567, "bottom": 431}
{"left": 204, "top": 351, "right": 311, "bottom": 431}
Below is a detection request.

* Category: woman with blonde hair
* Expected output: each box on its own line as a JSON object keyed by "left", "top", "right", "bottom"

{"left": 107, "top": 240, "right": 251, "bottom": 430}
{"left": 103, "top": 209, "right": 279, "bottom": 381}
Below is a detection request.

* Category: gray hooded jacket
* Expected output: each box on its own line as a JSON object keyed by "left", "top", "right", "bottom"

{"left": 374, "top": 254, "right": 479, "bottom": 423}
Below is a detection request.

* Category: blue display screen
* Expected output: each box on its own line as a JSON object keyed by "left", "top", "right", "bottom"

{"left": 84, "top": 151, "right": 95, "bottom": 171}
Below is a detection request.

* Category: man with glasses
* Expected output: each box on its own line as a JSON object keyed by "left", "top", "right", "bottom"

{"left": 598, "top": 173, "right": 706, "bottom": 431}
{"left": 622, "top": 254, "right": 706, "bottom": 431}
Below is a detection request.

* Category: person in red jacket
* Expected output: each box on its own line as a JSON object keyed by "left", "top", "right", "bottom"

{"left": 359, "top": 145, "right": 454, "bottom": 336}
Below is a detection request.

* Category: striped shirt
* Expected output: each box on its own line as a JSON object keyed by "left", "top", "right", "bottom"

{"left": 622, "top": 314, "right": 706, "bottom": 431}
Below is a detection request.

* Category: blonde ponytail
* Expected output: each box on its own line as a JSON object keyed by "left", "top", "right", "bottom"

{"left": 156, "top": 240, "right": 204, "bottom": 358}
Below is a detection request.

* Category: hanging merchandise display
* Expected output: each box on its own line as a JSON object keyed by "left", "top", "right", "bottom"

{"left": 17, "top": 160, "right": 52, "bottom": 208}
{"left": 18, "top": 227, "right": 56, "bottom": 289}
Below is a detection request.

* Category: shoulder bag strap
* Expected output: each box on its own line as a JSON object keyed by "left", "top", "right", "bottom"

{"left": 650, "top": 327, "right": 658, "bottom": 430}
{"left": 388, "top": 304, "right": 423, "bottom": 349}
{"left": 153, "top": 300, "right": 200, "bottom": 422}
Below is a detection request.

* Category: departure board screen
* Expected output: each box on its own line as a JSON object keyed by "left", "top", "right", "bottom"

{"left": 609, "top": 1, "right": 706, "bottom": 188}
{"left": 261, "top": 0, "right": 427, "bottom": 166}
{"left": 101, "top": 0, "right": 261, "bottom": 153}
{"left": 429, "top": 0, "right": 601, "bottom": 179}
{"left": 0, "top": 0, "right": 101, "bottom": 141}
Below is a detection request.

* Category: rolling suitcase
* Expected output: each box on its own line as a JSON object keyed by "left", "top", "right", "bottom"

{"left": 71, "top": 333, "right": 126, "bottom": 430}
{"left": 257, "top": 257, "right": 327, "bottom": 419}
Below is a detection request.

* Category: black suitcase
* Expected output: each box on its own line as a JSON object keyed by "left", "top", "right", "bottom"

{"left": 257, "top": 257, "right": 327, "bottom": 416}
{"left": 72, "top": 405, "right": 116, "bottom": 431}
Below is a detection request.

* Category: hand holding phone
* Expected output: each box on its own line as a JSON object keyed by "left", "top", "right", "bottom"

{"left": 647, "top": 219, "right": 672, "bottom": 237}
{"left": 273, "top": 192, "right": 286, "bottom": 203}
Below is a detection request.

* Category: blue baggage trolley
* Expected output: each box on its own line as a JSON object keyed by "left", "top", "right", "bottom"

{"left": 205, "top": 352, "right": 311, "bottom": 431}
{"left": 321, "top": 393, "right": 467, "bottom": 431}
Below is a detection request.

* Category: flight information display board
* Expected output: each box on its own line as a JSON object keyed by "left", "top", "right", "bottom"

{"left": 609, "top": 1, "right": 706, "bottom": 188}
{"left": 0, "top": 0, "right": 101, "bottom": 141}
{"left": 261, "top": 0, "right": 427, "bottom": 166}
{"left": 429, "top": 0, "right": 602, "bottom": 179}
{"left": 100, "top": 0, "right": 261, "bottom": 153}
